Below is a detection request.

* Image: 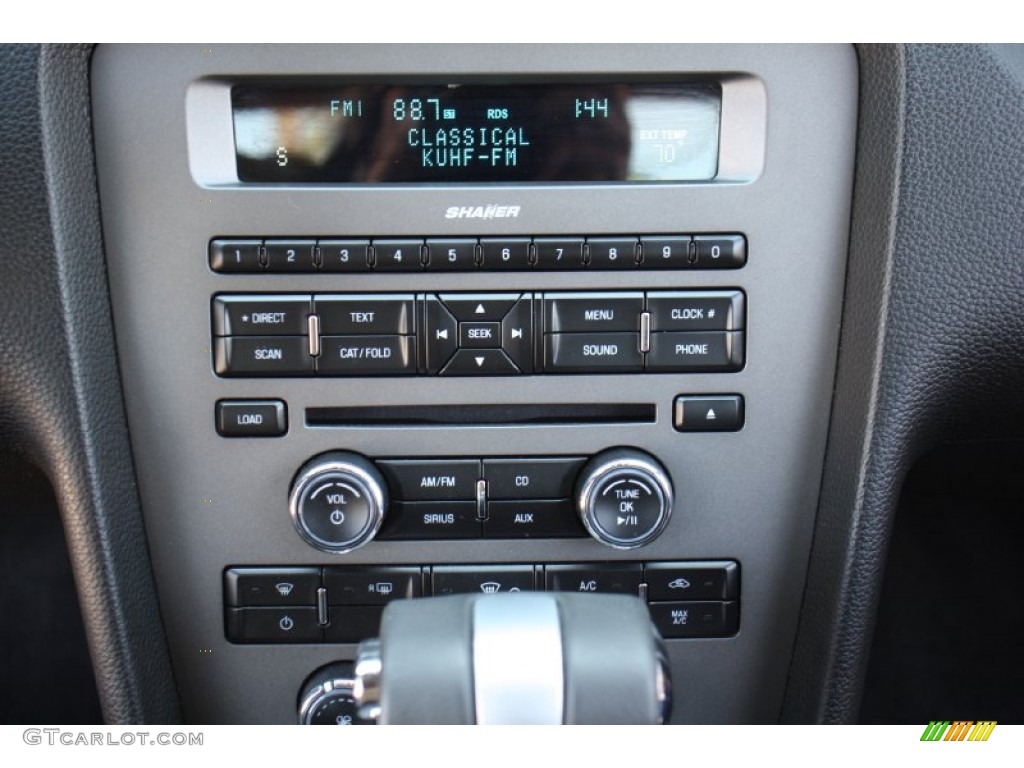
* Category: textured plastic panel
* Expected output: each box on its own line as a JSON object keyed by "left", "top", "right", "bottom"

{"left": 92, "top": 44, "right": 857, "bottom": 723}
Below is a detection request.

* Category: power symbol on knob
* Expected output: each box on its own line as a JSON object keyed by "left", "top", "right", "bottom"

{"left": 289, "top": 453, "right": 388, "bottom": 554}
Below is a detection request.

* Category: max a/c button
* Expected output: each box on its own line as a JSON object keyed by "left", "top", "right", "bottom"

{"left": 216, "top": 400, "right": 287, "bottom": 437}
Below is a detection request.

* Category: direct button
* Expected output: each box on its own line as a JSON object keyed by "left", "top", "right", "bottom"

{"left": 216, "top": 400, "right": 287, "bottom": 437}
{"left": 377, "top": 460, "right": 480, "bottom": 502}
{"left": 315, "top": 295, "right": 415, "bottom": 335}
{"left": 213, "top": 295, "right": 311, "bottom": 336}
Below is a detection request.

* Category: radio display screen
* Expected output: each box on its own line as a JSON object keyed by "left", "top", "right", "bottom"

{"left": 231, "top": 82, "right": 721, "bottom": 183}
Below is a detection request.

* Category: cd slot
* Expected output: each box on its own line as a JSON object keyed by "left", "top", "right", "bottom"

{"left": 305, "top": 403, "right": 656, "bottom": 428}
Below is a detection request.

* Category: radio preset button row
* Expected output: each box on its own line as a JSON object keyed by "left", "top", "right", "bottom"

{"left": 209, "top": 234, "right": 747, "bottom": 273}
{"left": 224, "top": 560, "right": 740, "bottom": 644}
{"left": 212, "top": 290, "right": 744, "bottom": 377}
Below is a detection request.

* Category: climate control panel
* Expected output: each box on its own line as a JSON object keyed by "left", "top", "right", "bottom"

{"left": 225, "top": 560, "right": 741, "bottom": 645}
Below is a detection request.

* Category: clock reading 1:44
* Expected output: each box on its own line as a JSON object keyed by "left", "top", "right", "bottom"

{"left": 575, "top": 97, "right": 609, "bottom": 119}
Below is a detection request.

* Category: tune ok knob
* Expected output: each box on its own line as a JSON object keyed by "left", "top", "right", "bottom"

{"left": 576, "top": 448, "right": 674, "bottom": 549}
{"left": 289, "top": 452, "right": 387, "bottom": 554}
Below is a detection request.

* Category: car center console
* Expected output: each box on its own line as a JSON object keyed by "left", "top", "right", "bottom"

{"left": 91, "top": 44, "right": 857, "bottom": 724}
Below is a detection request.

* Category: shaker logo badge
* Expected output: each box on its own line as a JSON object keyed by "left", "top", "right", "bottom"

{"left": 445, "top": 205, "right": 521, "bottom": 219}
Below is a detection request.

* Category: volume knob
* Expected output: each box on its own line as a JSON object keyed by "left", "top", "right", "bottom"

{"left": 576, "top": 448, "right": 674, "bottom": 549}
{"left": 289, "top": 452, "right": 387, "bottom": 554}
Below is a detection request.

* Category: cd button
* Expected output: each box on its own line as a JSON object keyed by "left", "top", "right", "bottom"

{"left": 483, "top": 457, "right": 586, "bottom": 500}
